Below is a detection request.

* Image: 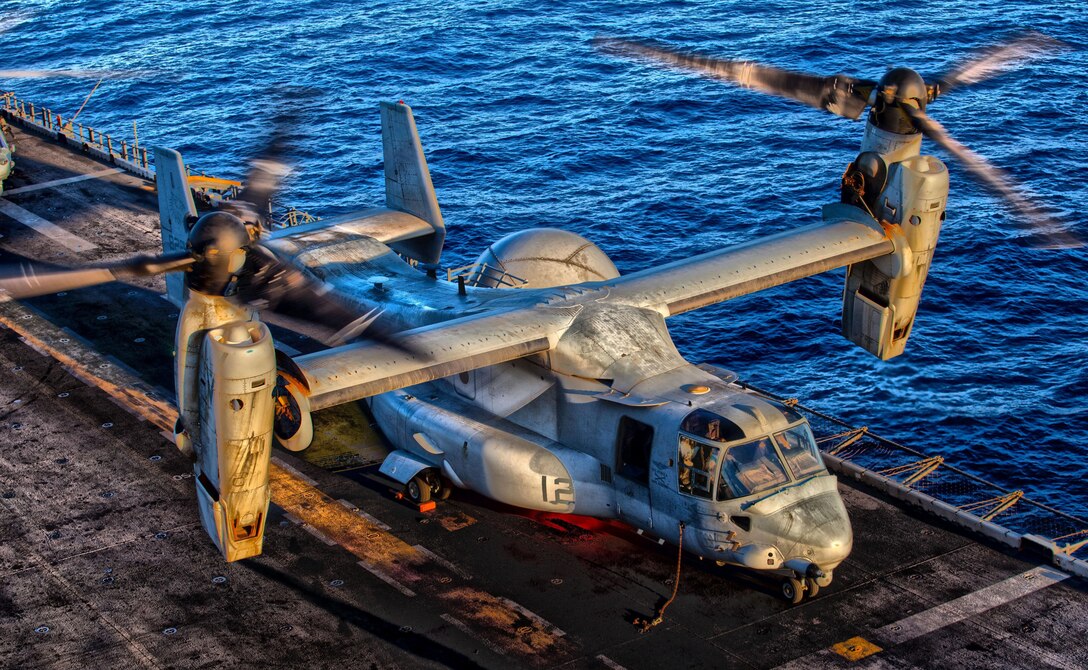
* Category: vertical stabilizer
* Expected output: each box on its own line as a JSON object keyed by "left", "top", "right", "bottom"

{"left": 381, "top": 101, "right": 445, "bottom": 265}
{"left": 155, "top": 147, "right": 197, "bottom": 306}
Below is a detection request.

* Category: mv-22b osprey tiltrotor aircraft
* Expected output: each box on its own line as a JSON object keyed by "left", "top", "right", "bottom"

{"left": 0, "top": 33, "right": 1075, "bottom": 603}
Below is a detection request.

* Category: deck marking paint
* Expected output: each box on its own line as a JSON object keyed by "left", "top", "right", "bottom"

{"left": 357, "top": 510, "right": 392, "bottom": 531}
{"left": 875, "top": 565, "right": 1067, "bottom": 645}
{"left": 596, "top": 655, "right": 628, "bottom": 670}
{"left": 301, "top": 523, "right": 337, "bottom": 546}
{"left": 270, "top": 455, "right": 318, "bottom": 485}
{"left": 440, "top": 614, "right": 508, "bottom": 657}
{"left": 496, "top": 596, "right": 566, "bottom": 637}
{"left": 0, "top": 198, "right": 98, "bottom": 252}
{"left": 2, "top": 167, "right": 123, "bottom": 195}
{"left": 776, "top": 565, "right": 1070, "bottom": 670}
{"left": 413, "top": 544, "right": 474, "bottom": 580}
{"left": 357, "top": 559, "right": 417, "bottom": 597}
{"left": 830, "top": 636, "right": 882, "bottom": 661}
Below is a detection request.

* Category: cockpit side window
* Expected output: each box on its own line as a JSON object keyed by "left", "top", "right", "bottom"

{"left": 678, "top": 436, "right": 720, "bottom": 500}
{"left": 773, "top": 424, "right": 825, "bottom": 479}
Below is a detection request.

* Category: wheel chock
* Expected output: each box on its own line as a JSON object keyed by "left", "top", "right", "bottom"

{"left": 417, "top": 501, "right": 437, "bottom": 513}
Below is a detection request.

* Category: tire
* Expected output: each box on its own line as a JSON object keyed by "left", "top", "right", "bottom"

{"left": 782, "top": 577, "right": 804, "bottom": 604}
{"left": 406, "top": 476, "right": 431, "bottom": 504}
{"left": 804, "top": 578, "right": 820, "bottom": 598}
{"left": 436, "top": 479, "right": 452, "bottom": 500}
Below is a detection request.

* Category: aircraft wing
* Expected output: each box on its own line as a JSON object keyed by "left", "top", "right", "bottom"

{"left": 291, "top": 304, "right": 581, "bottom": 410}
{"left": 269, "top": 207, "right": 435, "bottom": 251}
{"left": 603, "top": 205, "right": 894, "bottom": 316}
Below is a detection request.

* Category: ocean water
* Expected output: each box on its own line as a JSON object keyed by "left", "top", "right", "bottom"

{"left": 4, "top": 1, "right": 1086, "bottom": 518}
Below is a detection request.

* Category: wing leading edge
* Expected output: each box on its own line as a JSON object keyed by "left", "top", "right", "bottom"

{"left": 603, "top": 204, "right": 894, "bottom": 316}
{"left": 293, "top": 305, "right": 582, "bottom": 410}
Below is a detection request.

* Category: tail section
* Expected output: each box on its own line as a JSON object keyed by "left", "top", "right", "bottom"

{"left": 381, "top": 101, "right": 445, "bottom": 265}
{"left": 155, "top": 147, "right": 198, "bottom": 306}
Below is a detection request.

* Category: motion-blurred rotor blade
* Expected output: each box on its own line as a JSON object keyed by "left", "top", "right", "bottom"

{"left": 0, "top": 68, "right": 152, "bottom": 80}
{"left": 929, "top": 31, "right": 1067, "bottom": 100}
{"left": 595, "top": 37, "right": 877, "bottom": 119}
{"left": 226, "top": 113, "right": 296, "bottom": 232}
{"left": 0, "top": 252, "right": 195, "bottom": 300}
{"left": 901, "top": 104, "right": 1081, "bottom": 248}
{"left": 238, "top": 243, "right": 414, "bottom": 350}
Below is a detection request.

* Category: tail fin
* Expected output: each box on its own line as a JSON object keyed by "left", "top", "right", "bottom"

{"left": 155, "top": 147, "right": 198, "bottom": 306}
{"left": 381, "top": 101, "right": 445, "bottom": 265}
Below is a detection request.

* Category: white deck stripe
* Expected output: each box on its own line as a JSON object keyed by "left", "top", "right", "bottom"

{"left": 301, "top": 523, "right": 337, "bottom": 546}
{"left": 2, "top": 168, "right": 123, "bottom": 195}
{"left": 596, "top": 655, "right": 628, "bottom": 670}
{"left": 269, "top": 456, "right": 318, "bottom": 486}
{"left": 0, "top": 198, "right": 98, "bottom": 252}
{"left": 875, "top": 565, "right": 1067, "bottom": 645}
{"left": 496, "top": 596, "right": 566, "bottom": 637}
{"left": 439, "top": 614, "right": 508, "bottom": 656}
{"left": 412, "top": 544, "right": 474, "bottom": 581}
{"left": 357, "top": 510, "right": 392, "bottom": 531}
{"left": 356, "top": 560, "right": 416, "bottom": 597}
{"left": 773, "top": 565, "right": 1070, "bottom": 670}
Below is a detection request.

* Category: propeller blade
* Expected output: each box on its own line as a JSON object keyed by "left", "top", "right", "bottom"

{"left": 901, "top": 104, "right": 1081, "bottom": 248}
{"left": 237, "top": 243, "right": 414, "bottom": 351}
{"left": 0, "top": 266, "right": 116, "bottom": 299}
{"left": 0, "top": 252, "right": 195, "bottom": 300}
{"left": 225, "top": 111, "right": 298, "bottom": 233}
{"left": 929, "top": 31, "right": 1068, "bottom": 100}
{"left": 595, "top": 37, "right": 876, "bottom": 120}
{"left": 0, "top": 68, "right": 153, "bottom": 80}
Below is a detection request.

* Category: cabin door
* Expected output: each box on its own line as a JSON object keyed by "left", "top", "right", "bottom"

{"left": 614, "top": 416, "right": 655, "bottom": 529}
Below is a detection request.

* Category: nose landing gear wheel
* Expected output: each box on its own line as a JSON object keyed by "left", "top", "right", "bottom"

{"left": 782, "top": 577, "right": 804, "bottom": 604}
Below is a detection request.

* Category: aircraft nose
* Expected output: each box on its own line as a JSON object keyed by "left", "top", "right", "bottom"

{"left": 763, "top": 491, "right": 853, "bottom": 568}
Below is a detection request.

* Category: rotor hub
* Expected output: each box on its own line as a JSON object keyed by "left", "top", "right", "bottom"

{"left": 185, "top": 212, "right": 253, "bottom": 295}
{"left": 879, "top": 67, "right": 928, "bottom": 111}
{"left": 869, "top": 67, "right": 927, "bottom": 135}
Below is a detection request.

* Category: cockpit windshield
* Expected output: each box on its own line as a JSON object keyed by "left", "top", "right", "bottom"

{"left": 716, "top": 437, "right": 790, "bottom": 499}
{"left": 677, "top": 411, "right": 826, "bottom": 501}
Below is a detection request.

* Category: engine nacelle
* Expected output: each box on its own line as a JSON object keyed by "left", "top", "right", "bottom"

{"left": 842, "top": 154, "right": 948, "bottom": 359}
{"left": 472, "top": 228, "right": 619, "bottom": 288}
{"left": 193, "top": 321, "right": 277, "bottom": 562}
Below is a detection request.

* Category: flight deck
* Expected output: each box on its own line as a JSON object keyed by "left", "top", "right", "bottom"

{"left": 1, "top": 114, "right": 1086, "bottom": 670}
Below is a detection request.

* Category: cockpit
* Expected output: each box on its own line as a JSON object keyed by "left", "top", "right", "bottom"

{"left": 677, "top": 409, "right": 826, "bottom": 501}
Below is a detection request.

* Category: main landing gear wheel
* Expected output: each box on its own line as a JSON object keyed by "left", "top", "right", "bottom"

{"left": 406, "top": 476, "right": 432, "bottom": 504}
{"left": 435, "top": 477, "right": 452, "bottom": 501}
{"left": 804, "top": 578, "right": 820, "bottom": 598}
{"left": 782, "top": 577, "right": 804, "bottom": 605}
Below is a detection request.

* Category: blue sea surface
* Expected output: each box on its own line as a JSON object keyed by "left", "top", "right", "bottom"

{"left": 4, "top": 1, "right": 1087, "bottom": 518}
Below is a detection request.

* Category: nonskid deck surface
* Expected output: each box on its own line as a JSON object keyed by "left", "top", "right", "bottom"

{"left": 1, "top": 126, "right": 1085, "bottom": 670}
